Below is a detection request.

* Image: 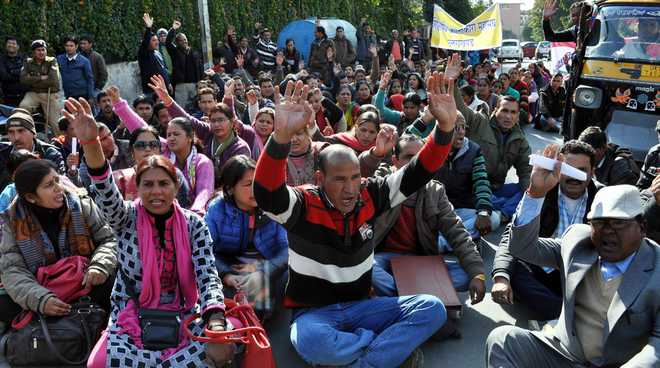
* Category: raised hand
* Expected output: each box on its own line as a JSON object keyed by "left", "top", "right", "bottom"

{"left": 426, "top": 72, "right": 457, "bottom": 133}
{"left": 543, "top": 0, "right": 558, "bottom": 19}
{"left": 105, "top": 85, "right": 121, "bottom": 104}
{"left": 143, "top": 13, "right": 153, "bottom": 28}
{"left": 172, "top": 20, "right": 182, "bottom": 30}
{"left": 62, "top": 98, "right": 99, "bottom": 143}
{"left": 147, "top": 74, "right": 173, "bottom": 106}
{"left": 443, "top": 53, "right": 461, "bottom": 81}
{"left": 379, "top": 71, "right": 392, "bottom": 91}
{"left": 373, "top": 124, "right": 398, "bottom": 157}
{"left": 246, "top": 90, "right": 258, "bottom": 106}
{"left": 224, "top": 79, "right": 235, "bottom": 98}
{"left": 235, "top": 54, "right": 245, "bottom": 68}
{"left": 528, "top": 144, "right": 562, "bottom": 198}
{"left": 369, "top": 44, "right": 378, "bottom": 57}
{"left": 273, "top": 80, "right": 313, "bottom": 144}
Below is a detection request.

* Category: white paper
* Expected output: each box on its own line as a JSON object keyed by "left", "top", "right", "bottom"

{"left": 71, "top": 138, "right": 78, "bottom": 170}
{"left": 529, "top": 154, "right": 587, "bottom": 181}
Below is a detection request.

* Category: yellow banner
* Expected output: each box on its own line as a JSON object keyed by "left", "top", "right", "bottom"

{"left": 431, "top": 4, "right": 503, "bottom": 50}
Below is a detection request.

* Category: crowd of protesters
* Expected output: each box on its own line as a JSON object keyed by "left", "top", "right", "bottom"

{"left": 0, "top": 4, "right": 659, "bottom": 367}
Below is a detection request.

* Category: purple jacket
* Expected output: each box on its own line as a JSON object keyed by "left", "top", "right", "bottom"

{"left": 166, "top": 100, "right": 251, "bottom": 169}
{"left": 113, "top": 99, "right": 215, "bottom": 214}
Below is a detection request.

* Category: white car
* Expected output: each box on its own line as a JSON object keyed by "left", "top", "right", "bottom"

{"left": 536, "top": 41, "right": 551, "bottom": 60}
{"left": 497, "top": 39, "right": 523, "bottom": 62}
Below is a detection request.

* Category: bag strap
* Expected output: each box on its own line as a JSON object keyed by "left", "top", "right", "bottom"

{"left": 38, "top": 311, "right": 93, "bottom": 365}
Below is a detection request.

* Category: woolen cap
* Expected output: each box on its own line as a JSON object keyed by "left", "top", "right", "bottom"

{"left": 7, "top": 108, "right": 36, "bottom": 135}
{"left": 31, "top": 39, "right": 47, "bottom": 50}
{"left": 587, "top": 185, "right": 643, "bottom": 220}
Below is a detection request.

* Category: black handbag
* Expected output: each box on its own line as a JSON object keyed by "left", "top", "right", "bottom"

{"left": 4, "top": 297, "right": 107, "bottom": 366}
{"left": 121, "top": 270, "right": 182, "bottom": 351}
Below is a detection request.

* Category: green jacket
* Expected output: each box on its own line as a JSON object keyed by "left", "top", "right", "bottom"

{"left": 453, "top": 82, "right": 532, "bottom": 191}
{"left": 19, "top": 56, "right": 61, "bottom": 93}
{"left": 372, "top": 164, "right": 485, "bottom": 279}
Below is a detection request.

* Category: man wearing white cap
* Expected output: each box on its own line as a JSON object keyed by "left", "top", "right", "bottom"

{"left": 486, "top": 144, "right": 660, "bottom": 367}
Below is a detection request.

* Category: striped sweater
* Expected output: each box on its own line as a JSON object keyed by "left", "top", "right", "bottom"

{"left": 253, "top": 126, "right": 453, "bottom": 308}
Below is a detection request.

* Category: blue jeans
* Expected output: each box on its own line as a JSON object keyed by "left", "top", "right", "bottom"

{"left": 290, "top": 295, "right": 446, "bottom": 367}
{"left": 491, "top": 183, "right": 524, "bottom": 217}
{"left": 372, "top": 252, "right": 470, "bottom": 297}
{"left": 437, "top": 208, "right": 502, "bottom": 241}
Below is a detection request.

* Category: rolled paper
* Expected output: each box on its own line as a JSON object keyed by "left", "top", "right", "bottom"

{"left": 71, "top": 137, "right": 78, "bottom": 170}
{"left": 529, "top": 154, "right": 587, "bottom": 181}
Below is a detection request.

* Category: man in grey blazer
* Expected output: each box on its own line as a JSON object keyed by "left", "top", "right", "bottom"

{"left": 486, "top": 144, "right": 660, "bottom": 368}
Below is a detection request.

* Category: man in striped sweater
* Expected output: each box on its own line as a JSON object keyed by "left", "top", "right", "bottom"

{"left": 255, "top": 28, "right": 277, "bottom": 73}
{"left": 253, "top": 74, "right": 458, "bottom": 367}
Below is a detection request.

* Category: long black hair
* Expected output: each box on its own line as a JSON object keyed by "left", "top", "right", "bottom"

{"left": 14, "top": 159, "right": 58, "bottom": 199}
{"left": 217, "top": 155, "right": 256, "bottom": 201}
{"left": 168, "top": 117, "right": 204, "bottom": 152}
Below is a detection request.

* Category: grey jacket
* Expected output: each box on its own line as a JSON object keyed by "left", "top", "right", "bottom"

{"left": 372, "top": 165, "right": 485, "bottom": 279}
{"left": 508, "top": 215, "right": 660, "bottom": 367}
{"left": 0, "top": 190, "right": 117, "bottom": 313}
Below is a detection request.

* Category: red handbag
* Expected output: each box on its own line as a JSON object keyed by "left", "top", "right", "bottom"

{"left": 12, "top": 255, "right": 92, "bottom": 329}
{"left": 183, "top": 293, "right": 276, "bottom": 368}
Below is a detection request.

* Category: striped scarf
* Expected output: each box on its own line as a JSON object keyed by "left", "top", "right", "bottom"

{"left": 7, "top": 191, "right": 94, "bottom": 274}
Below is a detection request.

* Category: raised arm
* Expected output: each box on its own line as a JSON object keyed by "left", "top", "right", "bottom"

{"left": 370, "top": 72, "right": 457, "bottom": 212}
{"left": 374, "top": 71, "right": 403, "bottom": 125}
{"left": 139, "top": 13, "right": 155, "bottom": 56}
{"left": 253, "top": 80, "right": 313, "bottom": 227}
{"left": 62, "top": 97, "right": 131, "bottom": 231}
{"left": 107, "top": 86, "right": 167, "bottom": 150}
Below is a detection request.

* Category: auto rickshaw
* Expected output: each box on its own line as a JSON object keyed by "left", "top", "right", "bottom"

{"left": 565, "top": 0, "right": 659, "bottom": 160}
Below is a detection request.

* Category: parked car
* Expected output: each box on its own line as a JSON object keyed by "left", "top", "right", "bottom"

{"left": 536, "top": 41, "right": 551, "bottom": 59}
{"left": 521, "top": 42, "right": 538, "bottom": 59}
{"left": 497, "top": 39, "right": 523, "bottom": 62}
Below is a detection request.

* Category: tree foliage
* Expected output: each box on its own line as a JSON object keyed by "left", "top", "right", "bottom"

{"left": 523, "top": 0, "right": 578, "bottom": 42}
{"left": 0, "top": 0, "right": 427, "bottom": 63}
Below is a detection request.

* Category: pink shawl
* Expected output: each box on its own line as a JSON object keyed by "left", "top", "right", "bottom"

{"left": 116, "top": 200, "right": 198, "bottom": 358}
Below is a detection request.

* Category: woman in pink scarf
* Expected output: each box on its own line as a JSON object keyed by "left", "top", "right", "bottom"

{"left": 61, "top": 98, "right": 234, "bottom": 368}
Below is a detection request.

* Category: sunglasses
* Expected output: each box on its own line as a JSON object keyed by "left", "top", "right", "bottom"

{"left": 133, "top": 140, "right": 160, "bottom": 151}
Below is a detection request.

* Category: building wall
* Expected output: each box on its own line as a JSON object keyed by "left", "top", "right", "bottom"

{"left": 500, "top": 3, "right": 522, "bottom": 39}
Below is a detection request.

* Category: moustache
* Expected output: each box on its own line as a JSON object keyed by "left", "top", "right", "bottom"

{"left": 565, "top": 179, "right": 584, "bottom": 185}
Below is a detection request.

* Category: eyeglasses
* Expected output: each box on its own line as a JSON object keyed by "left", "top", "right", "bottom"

{"left": 133, "top": 140, "right": 160, "bottom": 151}
{"left": 210, "top": 117, "right": 229, "bottom": 124}
{"left": 589, "top": 219, "right": 635, "bottom": 231}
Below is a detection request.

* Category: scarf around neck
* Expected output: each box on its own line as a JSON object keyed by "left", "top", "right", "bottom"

{"left": 211, "top": 129, "right": 237, "bottom": 162}
{"left": 7, "top": 191, "right": 94, "bottom": 274}
{"left": 169, "top": 146, "right": 198, "bottom": 192}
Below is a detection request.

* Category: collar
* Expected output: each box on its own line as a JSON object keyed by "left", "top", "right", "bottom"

{"left": 601, "top": 251, "right": 637, "bottom": 276}
{"left": 67, "top": 53, "right": 78, "bottom": 61}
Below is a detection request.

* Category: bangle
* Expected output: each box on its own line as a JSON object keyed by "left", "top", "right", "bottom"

{"left": 473, "top": 274, "right": 486, "bottom": 281}
{"left": 79, "top": 137, "right": 99, "bottom": 145}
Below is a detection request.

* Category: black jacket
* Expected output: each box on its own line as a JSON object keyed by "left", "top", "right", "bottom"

{"left": 0, "top": 52, "right": 29, "bottom": 99}
{"left": 543, "top": 19, "right": 576, "bottom": 42}
{"left": 166, "top": 29, "right": 203, "bottom": 85}
{"left": 539, "top": 84, "right": 566, "bottom": 119}
{"left": 595, "top": 144, "right": 640, "bottom": 186}
{"left": 637, "top": 143, "right": 660, "bottom": 190}
{"left": 138, "top": 27, "right": 171, "bottom": 93}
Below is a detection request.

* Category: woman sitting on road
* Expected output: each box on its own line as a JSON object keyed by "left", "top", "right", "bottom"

{"left": 205, "top": 155, "right": 288, "bottom": 319}
{"left": 0, "top": 159, "right": 117, "bottom": 322}
{"left": 61, "top": 98, "right": 233, "bottom": 368}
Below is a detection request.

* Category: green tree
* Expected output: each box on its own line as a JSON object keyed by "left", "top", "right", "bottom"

{"left": 524, "top": 0, "right": 577, "bottom": 41}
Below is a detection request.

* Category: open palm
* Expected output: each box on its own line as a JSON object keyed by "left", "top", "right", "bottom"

{"left": 273, "top": 80, "right": 313, "bottom": 142}
{"left": 62, "top": 98, "right": 98, "bottom": 143}
{"left": 148, "top": 75, "right": 173, "bottom": 105}
{"left": 443, "top": 53, "right": 461, "bottom": 81}
{"left": 426, "top": 72, "right": 457, "bottom": 133}
{"left": 543, "top": 0, "right": 558, "bottom": 18}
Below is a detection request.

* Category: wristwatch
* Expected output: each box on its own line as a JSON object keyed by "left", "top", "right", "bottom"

{"left": 478, "top": 210, "right": 490, "bottom": 217}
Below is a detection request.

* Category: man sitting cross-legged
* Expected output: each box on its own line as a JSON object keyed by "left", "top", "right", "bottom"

{"left": 369, "top": 133, "right": 486, "bottom": 304}
{"left": 253, "top": 73, "right": 458, "bottom": 367}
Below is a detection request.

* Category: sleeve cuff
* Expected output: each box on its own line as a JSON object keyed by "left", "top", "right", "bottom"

{"left": 512, "top": 192, "right": 545, "bottom": 226}
{"left": 492, "top": 272, "right": 510, "bottom": 281}
{"left": 87, "top": 161, "right": 110, "bottom": 180}
{"left": 433, "top": 127, "right": 454, "bottom": 146}
{"left": 265, "top": 136, "right": 291, "bottom": 160}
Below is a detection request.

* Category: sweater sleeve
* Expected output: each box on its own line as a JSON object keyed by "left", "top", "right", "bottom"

{"left": 113, "top": 98, "right": 168, "bottom": 150}
{"left": 85, "top": 196, "right": 118, "bottom": 277}
{"left": 369, "top": 125, "right": 453, "bottom": 214}
{"left": 190, "top": 155, "right": 215, "bottom": 215}
{"left": 543, "top": 19, "right": 576, "bottom": 42}
{"left": 374, "top": 89, "right": 402, "bottom": 125}
{"left": 253, "top": 137, "right": 305, "bottom": 228}
{"left": 188, "top": 215, "right": 225, "bottom": 314}
{"left": 472, "top": 151, "right": 494, "bottom": 212}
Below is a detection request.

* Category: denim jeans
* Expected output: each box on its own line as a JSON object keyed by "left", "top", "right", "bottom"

{"left": 372, "top": 252, "right": 470, "bottom": 297}
{"left": 290, "top": 295, "right": 446, "bottom": 367}
{"left": 437, "top": 208, "right": 502, "bottom": 242}
{"left": 491, "top": 183, "right": 524, "bottom": 217}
